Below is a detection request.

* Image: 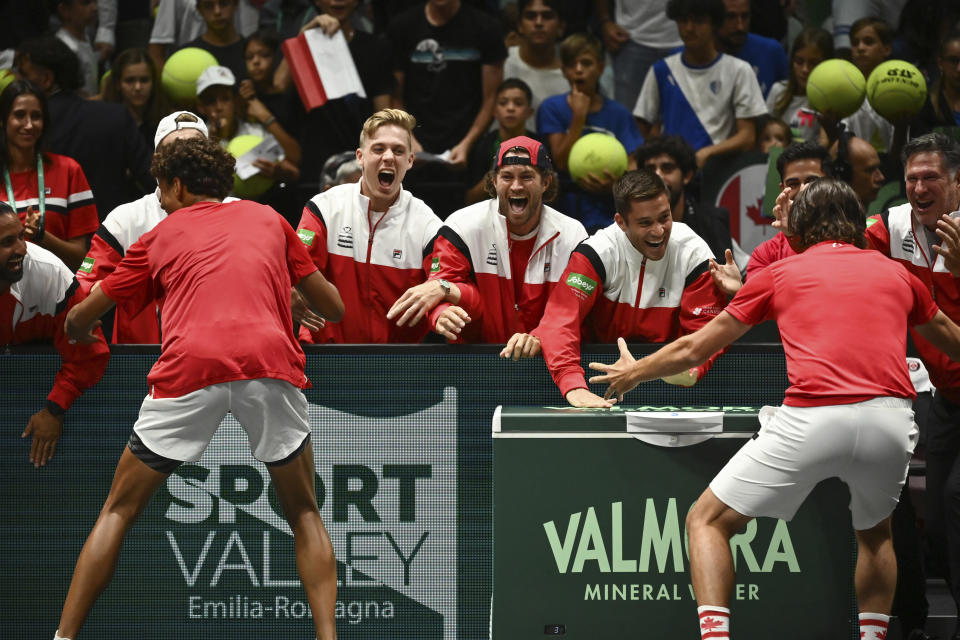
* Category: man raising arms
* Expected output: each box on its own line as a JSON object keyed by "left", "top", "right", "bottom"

{"left": 591, "top": 178, "right": 960, "bottom": 640}
{"left": 56, "top": 137, "right": 343, "bottom": 640}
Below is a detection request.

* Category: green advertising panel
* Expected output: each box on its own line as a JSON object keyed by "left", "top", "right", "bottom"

{"left": 493, "top": 413, "right": 857, "bottom": 639}
{"left": 2, "top": 345, "right": 793, "bottom": 638}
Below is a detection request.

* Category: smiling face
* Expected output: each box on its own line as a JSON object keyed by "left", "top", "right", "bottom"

{"left": 616, "top": 193, "right": 673, "bottom": 260}
{"left": 357, "top": 123, "right": 413, "bottom": 209}
{"left": 905, "top": 151, "right": 960, "bottom": 230}
{"left": 495, "top": 150, "right": 548, "bottom": 236}
{"left": 5, "top": 93, "right": 43, "bottom": 156}
{"left": 0, "top": 211, "right": 27, "bottom": 288}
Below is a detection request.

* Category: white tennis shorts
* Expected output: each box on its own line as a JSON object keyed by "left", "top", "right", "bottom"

{"left": 710, "top": 397, "right": 918, "bottom": 530}
{"left": 133, "top": 378, "right": 311, "bottom": 464}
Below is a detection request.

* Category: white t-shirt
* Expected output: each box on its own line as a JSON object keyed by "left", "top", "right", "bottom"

{"left": 766, "top": 80, "right": 820, "bottom": 143}
{"left": 56, "top": 28, "right": 98, "bottom": 97}
{"left": 150, "top": 0, "right": 259, "bottom": 47}
{"left": 843, "top": 98, "right": 893, "bottom": 154}
{"left": 615, "top": 0, "right": 682, "bottom": 49}
{"left": 634, "top": 52, "right": 767, "bottom": 149}
{"left": 502, "top": 46, "right": 569, "bottom": 131}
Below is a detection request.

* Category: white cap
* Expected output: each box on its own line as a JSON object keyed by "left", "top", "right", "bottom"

{"left": 196, "top": 65, "right": 235, "bottom": 96}
{"left": 153, "top": 110, "right": 209, "bottom": 147}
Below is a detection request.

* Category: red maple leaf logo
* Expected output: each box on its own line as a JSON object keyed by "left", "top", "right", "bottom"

{"left": 701, "top": 617, "right": 723, "bottom": 631}
{"left": 860, "top": 630, "right": 887, "bottom": 639}
{"left": 745, "top": 196, "right": 768, "bottom": 225}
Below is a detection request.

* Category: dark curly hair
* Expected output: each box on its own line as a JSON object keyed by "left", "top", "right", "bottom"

{"left": 150, "top": 137, "right": 235, "bottom": 200}
{"left": 612, "top": 169, "right": 668, "bottom": 215}
{"left": 789, "top": 178, "right": 866, "bottom": 250}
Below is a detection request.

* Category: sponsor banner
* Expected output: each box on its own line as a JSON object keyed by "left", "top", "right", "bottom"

{"left": 493, "top": 434, "right": 857, "bottom": 639}
{"left": 3, "top": 348, "right": 794, "bottom": 638}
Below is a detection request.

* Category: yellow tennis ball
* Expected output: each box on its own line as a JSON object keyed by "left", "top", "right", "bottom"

{"left": 806, "top": 59, "right": 866, "bottom": 118}
{"left": 568, "top": 133, "right": 628, "bottom": 183}
{"left": 161, "top": 47, "right": 218, "bottom": 103}
{"left": 866, "top": 60, "right": 928, "bottom": 121}
{"left": 226, "top": 134, "right": 275, "bottom": 198}
{"left": 0, "top": 69, "right": 15, "bottom": 96}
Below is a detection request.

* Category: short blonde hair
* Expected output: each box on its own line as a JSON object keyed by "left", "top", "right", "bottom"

{"left": 359, "top": 108, "right": 417, "bottom": 148}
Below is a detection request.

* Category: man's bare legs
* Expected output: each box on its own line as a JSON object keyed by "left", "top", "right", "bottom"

{"left": 855, "top": 517, "right": 897, "bottom": 613}
{"left": 57, "top": 448, "right": 170, "bottom": 638}
{"left": 686, "top": 487, "right": 753, "bottom": 607}
{"left": 268, "top": 441, "right": 337, "bottom": 640}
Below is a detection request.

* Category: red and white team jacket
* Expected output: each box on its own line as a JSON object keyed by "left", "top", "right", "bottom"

{"left": 1, "top": 243, "right": 109, "bottom": 410}
{"left": 76, "top": 193, "right": 242, "bottom": 343}
{"left": 532, "top": 222, "right": 727, "bottom": 396}
{"left": 296, "top": 181, "right": 442, "bottom": 343}
{"left": 866, "top": 203, "right": 960, "bottom": 400}
{"left": 76, "top": 193, "right": 166, "bottom": 343}
{"left": 427, "top": 200, "right": 588, "bottom": 342}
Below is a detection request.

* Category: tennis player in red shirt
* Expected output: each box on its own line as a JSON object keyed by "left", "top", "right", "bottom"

{"left": 55, "top": 137, "right": 344, "bottom": 640}
{"left": 590, "top": 178, "right": 960, "bottom": 640}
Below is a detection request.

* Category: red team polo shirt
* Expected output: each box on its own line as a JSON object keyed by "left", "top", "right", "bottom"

{"left": 2, "top": 154, "right": 99, "bottom": 242}
{"left": 100, "top": 200, "right": 318, "bottom": 398}
{"left": 726, "top": 241, "right": 937, "bottom": 406}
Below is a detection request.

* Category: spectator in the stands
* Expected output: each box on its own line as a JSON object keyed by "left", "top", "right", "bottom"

{"left": 14, "top": 37, "right": 152, "bottom": 222}
{"left": 196, "top": 65, "right": 302, "bottom": 187}
{"left": 48, "top": 0, "right": 100, "bottom": 97}
{"left": 502, "top": 0, "right": 569, "bottom": 131}
{"left": 149, "top": 0, "right": 259, "bottom": 72}
{"left": 387, "top": 0, "right": 506, "bottom": 165}
{"left": 465, "top": 78, "right": 537, "bottom": 205}
{"left": 843, "top": 17, "right": 895, "bottom": 154}
{"left": 633, "top": 0, "right": 766, "bottom": 169}
{"left": 912, "top": 28, "right": 960, "bottom": 135}
{"left": 714, "top": 0, "right": 787, "bottom": 97}
{"left": 0, "top": 80, "right": 98, "bottom": 271}
{"left": 181, "top": 0, "right": 248, "bottom": 81}
{"left": 766, "top": 27, "right": 833, "bottom": 143}
{"left": 756, "top": 116, "right": 791, "bottom": 153}
{"left": 539, "top": 32, "right": 642, "bottom": 232}
{"left": 291, "top": 1, "right": 393, "bottom": 193}
{"left": 100, "top": 48, "right": 169, "bottom": 151}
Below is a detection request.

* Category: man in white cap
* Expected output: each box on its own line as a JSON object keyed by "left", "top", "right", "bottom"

{"left": 75, "top": 111, "right": 211, "bottom": 343}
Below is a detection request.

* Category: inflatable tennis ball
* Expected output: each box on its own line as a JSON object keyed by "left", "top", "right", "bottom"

{"left": 227, "top": 134, "right": 274, "bottom": 198}
{"left": 866, "top": 60, "right": 927, "bottom": 121}
{"left": 806, "top": 59, "right": 866, "bottom": 118}
{"left": 161, "top": 47, "right": 218, "bottom": 103}
{"left": 568, "top": 133, "right": 628, "bottom": 183}
{"left": 0, "top": 69, "right": 14, "bottom": 96}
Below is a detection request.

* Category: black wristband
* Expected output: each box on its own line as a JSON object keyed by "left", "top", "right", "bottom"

{"left": 45, "top": 400, "right": 66, "bottom": 417}
{"left": 33, "top": 214, "right": 46, "bottom": 244}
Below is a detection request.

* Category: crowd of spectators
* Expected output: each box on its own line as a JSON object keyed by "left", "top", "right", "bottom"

{"left": 3, "top": 1, "right": 960, "bottom": 636}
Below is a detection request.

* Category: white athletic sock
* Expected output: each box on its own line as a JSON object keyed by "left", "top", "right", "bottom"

{"left": 859, "top": 612, "right": 890, "bottom": 640}
{"left": 697, "top": 605, "right": 730, "bottom": 639}
{"left": 54, "top": 632, "right": 72, "bottom": 640}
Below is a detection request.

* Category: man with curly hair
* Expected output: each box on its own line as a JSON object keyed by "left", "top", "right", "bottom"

{"left": 55, "top": 136, "right": 344, "bottom": 640}
{"left": 590, "top": 178, "right": 960, "bottom": 640}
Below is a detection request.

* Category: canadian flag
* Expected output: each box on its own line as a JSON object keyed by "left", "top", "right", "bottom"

{"left": 282, "top": 30, "right": 367, "bottom": 111}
